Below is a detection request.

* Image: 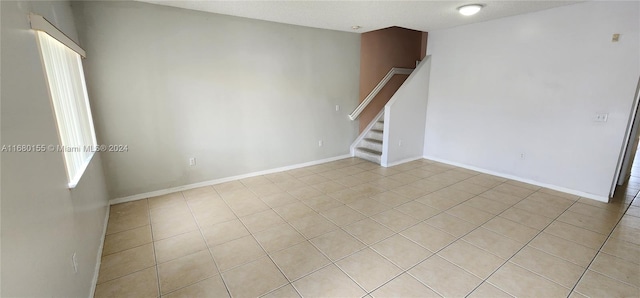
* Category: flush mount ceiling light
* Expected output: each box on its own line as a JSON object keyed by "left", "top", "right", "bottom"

{"left": 458, "top": 4, "right": 483, "bottom": 16}
{"left": 352, "top": 25, "right": 362, "bottom": 30}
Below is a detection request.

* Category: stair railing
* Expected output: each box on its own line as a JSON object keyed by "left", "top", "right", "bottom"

{"left": 349, "top": 67, "right": 413, "bottom": 121}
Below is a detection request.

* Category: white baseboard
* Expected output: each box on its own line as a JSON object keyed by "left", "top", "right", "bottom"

{"left": 383, "top": 156, "right": 423, "bottom": 168}
{"left": 89, "top": 205, "right": 109, "bottom": 298}
{"left": 110, "top": 154, "right": 352, "bottom": 205}
{"left": 423, "top": 155, "right": 609, "bottom": 203}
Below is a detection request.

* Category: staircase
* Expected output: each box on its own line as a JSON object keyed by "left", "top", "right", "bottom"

{"left": 354, "top": 114, "right": 385, "bottom": 164}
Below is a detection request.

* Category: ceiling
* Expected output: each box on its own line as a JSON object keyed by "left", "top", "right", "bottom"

{"left": 136, "top": 0, "right": 581, "bottom": 33}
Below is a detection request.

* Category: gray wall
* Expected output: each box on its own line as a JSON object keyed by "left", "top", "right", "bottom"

{"left": 73, "top": 1, "right": 361, "bottom": 199}
{"left": 1, "top": 1, "right": 110, "bottom": 296}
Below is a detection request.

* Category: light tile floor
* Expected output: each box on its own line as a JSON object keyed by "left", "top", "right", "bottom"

{"left": 95, "top": 158, "right": 640, "bottom": 298}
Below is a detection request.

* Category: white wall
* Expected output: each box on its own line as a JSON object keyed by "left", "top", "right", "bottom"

{"left": 383, "top": 57, "right": 430, "bottom": 166}
{"left": 1, "top": 1, "right": 110, "bottom": 296}
{"left": 424, "top": 1, "right": 640, "bottom": 201}
{"left": 72, "top": 1, "right": 361, "bottom": 199}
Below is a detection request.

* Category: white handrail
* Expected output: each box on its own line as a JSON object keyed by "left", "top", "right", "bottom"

{"left": 349, "top": 67, "right": 413, "bottom": 121}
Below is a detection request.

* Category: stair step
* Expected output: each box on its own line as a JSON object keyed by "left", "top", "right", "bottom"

{"left": 356, "top": 147, "right": 382, "bottom": 156}
{"left": 364, "top": 138, "right": 383, "bottom": 144}
{"left": 371, "top": 129, "right": 383, "bottom": 133}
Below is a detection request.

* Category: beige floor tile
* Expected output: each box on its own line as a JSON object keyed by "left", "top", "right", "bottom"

{"left": 163, "top": 275, "right": 229, "bottom": 298}
{"left": 148, "top": 192, "right": 185, "bottom": 210}
{"left": 210, "top": 235, "right": 265, "bottom": 271}
{"left": 292, "top": 264, "right": 365, "bottom": 298}
{"left": 464, "top": 196, "right": 511, "bottom": 214}
{"left": 528, "top": 232, "right": 597, "bottom": 267}
{"left": 445, "top": 204, "right": 494, "bottom": 225}
{"left": 544, "top": 221, "right": 607, "bottom": 249}
{"left": 102, "top": 225, "right": 152, "bottom": 256}
{"left": 488, "top": 262, "right": 569, "bottom": 297}
{"left": 467, "top": 282, "right": 513, "bottom": 298}
{"left": 626, "top": 205, "right": 640, "bottom": 217}
{"left": 449, "top": 181, "right": 492, "bottom": 195}
{"left": 288, "top": 186, "right": 323, "bottom": 201}
{"left": 319, "top": 205, "right": 366, "bottom": 227}
{"left": 416, "top": 193, "right": 469, "bottom": 211}
{"left": 249, "top": 183, "right": 285, "bottom": 198}
{"left": 200, "top": 219, "right": 249, "bottom": 247}
{"left": 409, "top": 255, "right": 482, "bottom": 297}
{"left": 465, "top": 175, "right": 505, "bottom": 188}
{"left": 479, "top": 189, "right": 524, "bottom": 205}
{"left": 110, "top": 200, "right": 149, "bottom": 217}
{"left": 557, "top": 210, "right": 619, "bottom": 235}
{"left": 343, "top": 218, "right": 394, "bottom": 245}
{"left": 462, "top": 228, "right": 524, "bottom": 259}
{"left": 568, "top": 202, "right": 625, "bottom": 218}
{"left": 527, "top": 192, "right": 574, "bottom": 210}
{"left": 513, "top": 199, "right": 565, "bottom": 219}
{"left": 481, "top": 217, "right": 539, "bottom": 244}
{"left": 394, "top": 201, "right": 440, "bottom": 220}
{"left": 151, "top": 212, "right": 198, "bottom": 240}
{"left": 188, "top": 198, "right": 237, "bottom": 227}
{"left": 106, "top": 209, "right": 150, "bottom": 235}
{"left": 155, "top": 230, "right": 207, "bottom": 264}
{"left": 240, "top": 209, "right": 286, "bottom": 233}
{"left": 347, "top": 197, "right": 391, "bottom": 216}
{"left": 401, "top": 222, "right": 456, "bottom": 252}
{"left": 371, "top": 273, "right": 441, "bottom": 298}
{"left": 505, "top": 180, "right": 541, "bottom": 191}
{"left": 221, "top": 188, "right": 260, "bottom": 202}
{"left": 438, "top": 240, "right": 505, "bottom": 279}
{"left": 601, "top": 238, "right": 640, "bottom": 265}
{"left": 226, "top": 197, "right": 270, "bottom": 217}
{"left": 266, "top": 172, "right": 297, "bottom": 184}
{"left": 276, "top": 179, "right": 311, "bottom": 191}
{"left": 273, "top": 202, "right": 316, "bottom": 222}
{"left": 253, "top": 223, "right": 306, "bottom": 253}
{"left": 288, "top": 213, "right": 338, "bottom": 239}
{"left": 222, "top": 257, "right": 288, "bottom": 298}
{"left": 426, "top": 213, "right": 477, "bottom": 237}
{"left": 370, "top": 191, "right": 413, "bottom": 207}
{"left": 260, "top": 192, "right": 299, "bottom": 208}
{"left": 239, "top": 175, "right": 273, "bottom": 187}
{"left": 261, "top": 284, "right": 301, "bottom": 298}
{"left": 302, "top": 195, "right": 343, "bottom": 212}
{"left": 510, "top": 246, "right": 585, "bottom": 288}
{"left": 310, "top": 229, "right": 365, "bottom": 261}
{"left": 311, "top": 181, "right": 347, "bottom": 194}
{"left": 493, "top": 184, "right": 536, "bottom": 198}
{"left": 611, "top": 224, "right": 640, "bottom": 245}
{"left": 336, "top": 248, "right": 402, "bottom": 292}
{"left": 330, "top": 188, "right": 367, "bottom": 203}
{"left": 158, "top": 250, "right": 218, "bottom": 294}
{"left": 214, "top": 181, "right": 246, "bottom": 194}
{"left": 590, "top": 253, "right": 639, "bottom": 287}
{"left": 619, "top": 215, "right": 640, "bottom": 229}
{"left": 371, "top": 209, "right": 420, "bottom": 232}
{"left": 574, "top": 270, "right": 640, "bottom": 298}
{"left": 391, "top": 185, "right": 432, "bottom": 199}
{"left": 98, "top": 243, "right": 156, "bottom": 284}
{"left": 270, "top": 241, "right": 330, "bottom": 281}
{"left": 370, "top": 177, "right": 408, "bottom": 189}
{"left": 94, "top": 267, "right": 158, "bottom": 298}
{"left": 538, "top": 188, "right": 580, "bottom": 201}
{"left": 298, "top": 174, "right": 331, "bottom": 185}
{"left": 371, "top": 234, "right": 432, "bottom": 269}
{"left": 181, "top": 186, "right": 216, "bottom": 200}
{"left": 499, "top": 207, "right": 554, "bottom": 230}
{"left": 426, "top": 187, "right": 476, "bottom": 202}
{"left": 149, "top": 203, "right": 191, "bottom": 224}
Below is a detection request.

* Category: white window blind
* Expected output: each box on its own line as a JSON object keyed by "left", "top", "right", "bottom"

{"left": 36, "top": 29, "right": 97, "bottom": 188}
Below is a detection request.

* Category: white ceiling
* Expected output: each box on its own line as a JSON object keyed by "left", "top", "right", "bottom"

{"left": 136, "top": 0, "right": 581, "bottom": 33}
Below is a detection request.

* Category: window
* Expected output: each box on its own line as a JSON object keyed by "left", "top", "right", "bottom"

{"left": 32, "top": 14, "right": 97, "bottom": 188}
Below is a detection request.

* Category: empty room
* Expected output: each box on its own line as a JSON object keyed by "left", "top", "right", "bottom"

{"left": 2, "top": 0, "right": 639, "bottom": 297}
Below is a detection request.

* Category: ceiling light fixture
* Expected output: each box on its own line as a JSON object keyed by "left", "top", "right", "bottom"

{"left": 352, "top": 25, "right": 361, "bottom": 30}
{"left": 457, "top": 4, "right": 483, "bottom": 16}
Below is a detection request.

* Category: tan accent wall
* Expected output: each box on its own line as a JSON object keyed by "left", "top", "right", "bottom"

{"left": 358, "top": 27, "right": 425, "bottom": 132}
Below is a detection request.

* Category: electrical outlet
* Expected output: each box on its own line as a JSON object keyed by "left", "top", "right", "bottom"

{"left": 72, "top": 252, "right": 78, "bottom": 274}
{"left": 520, "top": 153, "right": 525, "bottom": 160}
{"left": 595, "top": 113, "right": 608, "bottom": 122}
{"left": 189, "top": 157, "right": 196, "bottom": 166}
{"left": 335, "top": 105, "right": 340, "bottom": 111}
{"left": 318, "top": 140, "right": 323, "bottom": 147}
